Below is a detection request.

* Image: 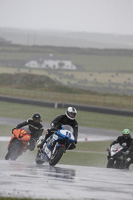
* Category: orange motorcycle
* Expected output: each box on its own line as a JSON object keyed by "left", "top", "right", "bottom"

{"left": 5, "top": 128, "right": 31, "bottom": 160}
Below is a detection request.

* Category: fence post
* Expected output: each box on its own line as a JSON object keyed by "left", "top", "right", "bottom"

{"left": 55, "top": 102, "right": 58, "bottom": 109}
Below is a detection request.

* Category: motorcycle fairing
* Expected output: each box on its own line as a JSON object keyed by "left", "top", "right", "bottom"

{"left": 8, "top": 129, "right": 31, "bottom": 148}
{"left": 57, "top": 130, "right": 75, "bottom": 143}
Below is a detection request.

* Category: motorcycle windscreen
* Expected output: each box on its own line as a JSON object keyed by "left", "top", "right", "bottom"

{"left": 61, "top": 125, "right": 73, "bottom": 132}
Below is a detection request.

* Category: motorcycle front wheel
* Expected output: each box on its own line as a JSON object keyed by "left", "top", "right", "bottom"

{"left": 35, "top": 151, "right": 45, "bottom": 165}
{"left": 106, "top": 158, "right": 114, "bottom": 168}
{"left": 5, "top": 138, "right": 21, "bottom": 160}
{"left": 114, "top": 160, "right": 125, "bottom": 169}
{"left": 49, "top": 146, "right": 65, "bottom": 166}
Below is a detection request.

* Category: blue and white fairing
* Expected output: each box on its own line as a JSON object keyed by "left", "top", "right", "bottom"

{"left": 55, "top": 125, "right": 75, "bottom": 143}
{"left": 37, "top": 125, "right": 75, "bottom": 162}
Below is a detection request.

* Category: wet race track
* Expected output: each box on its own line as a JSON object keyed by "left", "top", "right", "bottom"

{"left": 0, "top": 160, "right": 133, "bottom": 200}
{"left": 0, "top": 117, "right": 133, "bottom": 200}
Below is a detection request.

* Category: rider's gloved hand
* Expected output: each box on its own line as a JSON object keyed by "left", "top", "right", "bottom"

{"left": 50, "top": 127, "right": 58, "bottom": 132}
{"left": 12, "top": 128, "right": 17, "bottom": 134}
{"left": 125, "top": 150, "right": 129, "bottom": 154}
{"left": 37, "top": 142, "right": 44, "bottom": 149}
{"left": 121, "top": 143, "right": 127, "bottom": 147}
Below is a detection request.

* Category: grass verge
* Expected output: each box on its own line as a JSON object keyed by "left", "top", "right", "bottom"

{"left": 0, "top": 101, "right": 133, "bottom": 132}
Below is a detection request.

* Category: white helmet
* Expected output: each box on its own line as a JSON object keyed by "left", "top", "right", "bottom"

{"left": 65, "top": 107, "right": 77, "bottom": 120}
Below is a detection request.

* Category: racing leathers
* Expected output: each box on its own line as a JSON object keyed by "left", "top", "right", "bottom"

{"left": 38, "top": 114, "right": 78, "bottom": 150}
{"left": 108, "top": 136, "right": 133, "bottom": 168}
{"left": 15, "top": 118, "right": 44, "bottom": 151}
{"left": 110, "top": 136, "right": 133, "bottom": 148}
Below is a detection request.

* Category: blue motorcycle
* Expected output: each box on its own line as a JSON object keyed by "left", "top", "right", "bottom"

{"left": 35, "top": 125, "right": 75, "bottom": 166}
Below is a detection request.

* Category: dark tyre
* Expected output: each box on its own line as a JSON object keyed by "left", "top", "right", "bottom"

{"left": 49, "top": 146, "right": 65, "bottom": 166}
{"left": 107, "top": 158, "right": 114, "bottom": 168}
{"left": 5, "top": 139, "right": 21, "bottom": 161}
{"left": 114, "top": 160, "right": 125, "bottom": 169}
{"left": 5, "top": 152, "right": 10, "bottom": 160}
{"left": 35, "top": 151, "right": 45, "bottom": 165}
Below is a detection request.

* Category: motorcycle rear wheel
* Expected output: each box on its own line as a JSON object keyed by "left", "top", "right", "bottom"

{"left": 49, "top": 146, "right": 65, "bottom": 166}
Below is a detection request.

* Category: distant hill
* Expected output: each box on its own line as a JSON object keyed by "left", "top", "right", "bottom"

{"left": 0, "top": 28, "right": 133, "bottom": 49}
{"left": 0, "top": 73, "right": 88, "bottom": 94}
{"left": 0, "top": 73, "right": 66, "bottom": 91}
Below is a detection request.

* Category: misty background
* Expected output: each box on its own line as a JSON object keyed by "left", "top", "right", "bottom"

{"left": 0, "top": 0, "right": 133, "bottom": 48}
{"left": 0, "top": 0, "right": 133, "bottom": 98}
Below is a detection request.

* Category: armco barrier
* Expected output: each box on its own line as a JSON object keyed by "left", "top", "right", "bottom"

{"left": 0, "top": 95, "right": 133, "bottom": 116}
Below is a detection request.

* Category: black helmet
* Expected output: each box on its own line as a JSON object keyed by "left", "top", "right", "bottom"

{"left": 65, "top": 107, "right": 77, "bottom": 120}
{"left": 32, "top": 113, "right": 42, "bottom": 123}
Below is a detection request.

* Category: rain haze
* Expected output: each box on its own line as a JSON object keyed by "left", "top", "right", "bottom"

{"left": 0, "top": 0, "right": 133, "bottom": 35}
{"left": 1, "top": 2, "right": 133, "bottom": 200}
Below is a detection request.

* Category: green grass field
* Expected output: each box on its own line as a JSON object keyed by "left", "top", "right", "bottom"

{"left": 0, "top": 65, "right": 133, "bottom": 95}
{"left": 1, "top": 44, "right": 133, "bottom": 108}
{"left": 1, "top": 44, "right": 133, "bottom": 95}
{"left": 1, "top": 101, "right": 133, "bottom": 132}
{"left": 1, "top": 81, "right": 133, "bottom": 110}
{"left": 1, "top": 45, "right": 133, "bottom": 72}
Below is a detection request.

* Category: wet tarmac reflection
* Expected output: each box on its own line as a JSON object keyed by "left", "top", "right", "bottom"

{"left": 1, "top": 160, "right": 133, "bottom": 200}
{"left": 36, "top": 164, "right": 76, "bottom": 181}
{"left": 8, "top": 161, "right": 75, "bottom": 182}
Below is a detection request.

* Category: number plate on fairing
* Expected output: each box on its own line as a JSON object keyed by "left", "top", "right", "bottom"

{"left": 60, "top": 130, "right": 75, "bottom": 140}
{"left": 53, "top": 134, "right": 58, "bottom": 140}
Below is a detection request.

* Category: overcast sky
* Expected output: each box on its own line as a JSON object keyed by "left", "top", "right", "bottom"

{"left": 0, "top": 0, "right": 133, "bottom": 35}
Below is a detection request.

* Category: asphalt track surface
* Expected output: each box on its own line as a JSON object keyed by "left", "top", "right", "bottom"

{"left": 0, "top": 160, "right": 133, "bottom": 200}
{"left": 0, "top": 117, "right": 133, "bottom": 200}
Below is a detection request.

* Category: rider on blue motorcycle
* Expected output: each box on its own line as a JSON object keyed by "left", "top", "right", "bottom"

{"left": 13, "top": 113, "right": 44, "bottom": 151}
{"left": 38, "top": 107, "right": 78, "bottom": 150}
